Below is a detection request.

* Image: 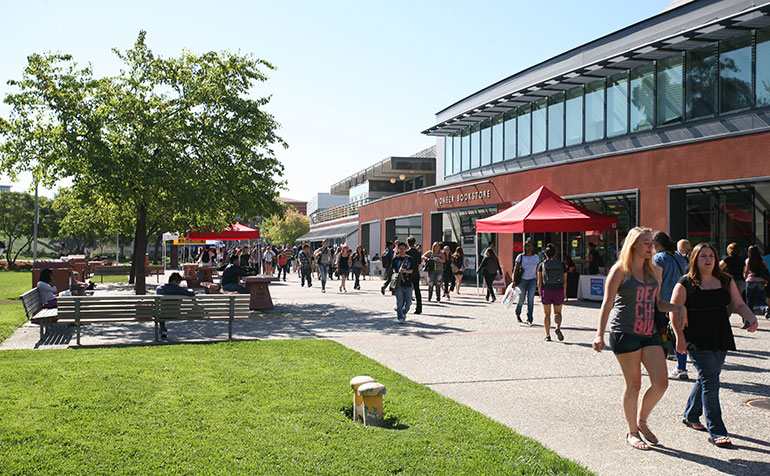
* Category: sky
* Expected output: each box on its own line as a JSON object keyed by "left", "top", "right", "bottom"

{"left": 0, "top": 0, "right": 673, "bottom": 201}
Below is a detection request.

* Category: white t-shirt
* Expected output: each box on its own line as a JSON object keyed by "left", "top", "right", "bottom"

{"left": 516, "top": 253, "right": 539, "bottom": 280}
{"left": 263, "top": 250, "right": 275, "bottom": 263}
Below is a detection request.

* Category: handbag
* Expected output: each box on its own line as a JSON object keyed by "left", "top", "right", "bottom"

{"left": 514, "top": 265, "right": 524, "bottom": 285}
{"left": 389, "top": 275, "right": 401, "bottom": 293}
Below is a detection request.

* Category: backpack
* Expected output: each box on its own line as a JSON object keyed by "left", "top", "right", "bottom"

{"left": 541, "top": 259, "right": 564, "bottom": 287}
{"left": 381, "top": 248, "right": 392, "bottom": 268}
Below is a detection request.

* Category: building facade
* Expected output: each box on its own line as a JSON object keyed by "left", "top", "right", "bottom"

{"left": 359, "top": 0, "right": 770, "bottom": 280}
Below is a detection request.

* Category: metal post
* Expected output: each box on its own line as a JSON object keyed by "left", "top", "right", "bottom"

{"left": 33, "top": 182, "right": 39, "bottom": 261}
{"left": 475, "top": 233, "right": 480, "bottom": 295}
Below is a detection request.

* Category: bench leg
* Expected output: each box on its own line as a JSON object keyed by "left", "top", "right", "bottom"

{"left": 39, "top": 323, "right": 43, "bottom": 340}
{"left": 228, "top": 316, "right": 233, "bottom": 340}
{"left": 77, "top": 324, "right": 81, "bottom": 345}
{"left": 154, "top": 321, "right": 159, "bottom": 342}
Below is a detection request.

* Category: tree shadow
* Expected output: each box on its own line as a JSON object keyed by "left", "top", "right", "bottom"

{"left": 654, "top": 444, "right": 770, "bottom": 476}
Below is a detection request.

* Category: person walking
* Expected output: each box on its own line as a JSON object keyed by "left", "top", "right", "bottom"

{"left": 651, "top": 231, "right": 689, "bottom": 380}
{"left": 405, "top": 236, "right": 423, "bottom": 314}
{"left": 392, "top": 241, "right": 417, "bottom": 323}
{"left": 380, "top": 240, "right": 395, "bottom": 295}
{"left": 477, "top": 245, "right": 502, "bottom": 302}
{"left": 337, "top": 245, "right": 352, "bottom": 292}
{"left": 155, "top": 272, "right": 195, "bottom": 340}
{"left": 592, "top": 227, "right": 685, "bottom": 450}
{"left": 276, "top": 249, "right": 288, "bottom": 281}
{"left": 744, "top": 245, "right": 768, "bottom": 317}
{"left": 442, "top": 245, "right": 456, "bottom": 299}
{"left": 452, "top": 247, "right": 466, "bottom": 295}
{"left": 351, "top": 245, "right": 365, "bottom": 290}
{"left": 514, "top": 240, "right": 539, "bottom": 324}
{"left": 587, "top": 242, "right": 605, "bottom": 275}
{"left": 537, "top": 244, "right": 567, "bottom": 341}
{"left": 298, "top": 244, "right": 314, "bottom": 288}
{"left": 422, "top": 241, "right": 445, "bottom": 303}
{"left": 263, "top": 246, "right": 275, "bottom": 276}
{"left": 314, "top": 241, "right": 332, "bottom": 292}
{"left": 670, "top": 242, "right": 758, "bottom": 447}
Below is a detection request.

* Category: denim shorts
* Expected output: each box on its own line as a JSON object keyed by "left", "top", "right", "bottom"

{"left": 609, "top": 331, "right": 661, "bottom": 355}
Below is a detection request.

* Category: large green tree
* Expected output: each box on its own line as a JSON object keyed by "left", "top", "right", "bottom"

{"left": 0, "top": 191, "right": 56, "bottom": 268}
{"left": 261, "top": 210, "right": 310, "bottom": 245}
{"left": 1, "top": 31, "right": 286, "bottom": 292}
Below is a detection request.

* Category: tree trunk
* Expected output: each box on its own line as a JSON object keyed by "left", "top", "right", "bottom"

{"left": 133, "top": 204, "right": 149, "bottom": 295}
{"left": 129, "top": 243, "right": 136, "bottom": 285}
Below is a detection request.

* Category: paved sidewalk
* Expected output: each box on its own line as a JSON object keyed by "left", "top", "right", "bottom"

{"left": 3, "top": 273, "right": 769, "bottom": 475}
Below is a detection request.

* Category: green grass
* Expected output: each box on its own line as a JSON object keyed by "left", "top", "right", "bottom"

{"left": 0, "top": 340, "right": 592, "bottom": 476}
{"left": 0, "top": 271, "right": 33, "bottom": 341}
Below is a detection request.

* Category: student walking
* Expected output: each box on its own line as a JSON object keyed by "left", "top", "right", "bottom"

{"left": 380, "top": 241, "right": 395, "bottom": 295}
{"left": 406, "top": 236, "right": 423, "bottom": 314}
{"left": 514, "top": 240, "right": 539, "bottom": 324}
{"left": 392, "top": 242, "right": 417, "bottom": 323}
{"left": 351, "top": 245, "right": 366, "bottom": 290}
{"left": 298, "top": 244, "right": 314, "bottom": 288}
{"left": 452, "top": 247, "right": 466, "bottom": 295}
{"left": 593, "top": 227, "right": 685, "bottom": 450}
{"left": 537, "top": 244, "right": 567, "bottom": 341}
{"left": 276, "top": 249, "right": 288, "bottom": 281}
{"left": 337, "top": 245, "right": 352, "bottom": 292}
{"left": 442, "top": 245, "right": 456, "bottom": 299}
{"left": 671, "top": 243, "right": 758, "bottom": 447}
{"left": 422, "top": 242, "right": 445, "bottom": 302}
{"left": 263, "top": 247, "right": 275, "bottom": 276}
{"left": 314, "top": 241, "right": 332, "bottom": 292}
{"left": 477, "top": 246, "right": 502, "bottom": 302}
{"left": 744, "top": 245, "right": 768, "bottom": 316}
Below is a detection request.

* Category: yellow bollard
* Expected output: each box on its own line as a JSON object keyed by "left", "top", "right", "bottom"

{"left": 357, "top": 382, "right": 387, "bottom": 427}
{"left": 349, "top": 376, "right": 375, "bottom": 422}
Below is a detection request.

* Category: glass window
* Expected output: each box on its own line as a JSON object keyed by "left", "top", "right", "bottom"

{"left": 686, "top": 45, "right": 716, "bottom": 120}
{"left": 451, "top": 134, "right": 459, "bottom": 174}
{"left": 517, "top": 105, "right": 531, "bottom": 157}
{"left": 607, "top": 72, "right": 628, "bottom": 137}
{"left": 657, "top": 54, "right": 683, "bottom": 125}
{"left": 460, "top": 128, "right": 470, "bottom": 171}
{"left": 492, "top": 115, "right": 503, "bottom": 163}
{"left": 444, "top": 136, "right": 452, "bottom": 176}
{"left": 480, "top": 120, "right": 492, "bottom": 166}
{"left": 532, "top": 98, "right": 547, "bottom": 154}
{"left": 565, "top": 86, "right": 583, "bottom": 146}
{"left": 503, "top": 109, "right": 516, "bottom": 160}
{"left": 548, "top": 93, "right": 564, "bottom": 150}
{"left": 585, "top": 79, "right": 605, "bottom": 142}
{"left": 720, "top": 33, "right": 752, "bottom": 113}
{"left": 470, "top": 124, "right": 481, "bottom": 169}
{"left": 630, "top": 63, "right": 654, "bottom": 132}
{"left": 757, "top": 27, "right": 770, "bottom": 106}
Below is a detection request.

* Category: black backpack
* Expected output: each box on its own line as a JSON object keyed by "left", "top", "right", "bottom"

{"left": 381, "top": 248, "right": 392, "bottom": 268}
{"left": 541, "top": 259, "right": 564, "bottom": 286}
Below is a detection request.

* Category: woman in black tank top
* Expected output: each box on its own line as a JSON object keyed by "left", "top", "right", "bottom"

{"left": 670, "top": 243, "right": 757, "bottom": 447}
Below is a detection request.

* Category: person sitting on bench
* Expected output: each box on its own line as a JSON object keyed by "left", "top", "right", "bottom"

{"left": 221, "top": 255, "right": 249, "bottom": 294}
{"left": 155, "top": 272, "right": 195, "bottom": 339}
{"left": 37, "top": 268, "right": 59, "bottom": 309}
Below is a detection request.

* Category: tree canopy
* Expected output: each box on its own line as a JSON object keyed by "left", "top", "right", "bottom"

{"left": 261, "top": 210, "right": 310, "bottom": 245}
{"left": 1, "top": 31, "right": 286, "bottom": 292}
{"left": 0, "top": 191, "right": 56, "bottom": 268}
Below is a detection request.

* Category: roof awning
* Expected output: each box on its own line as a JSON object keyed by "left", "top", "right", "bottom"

{"left": 423, "top": 2, "right": 770, "bottom": 136}
{"left": 296, "top": 223, "right": 358, "bottom": 242}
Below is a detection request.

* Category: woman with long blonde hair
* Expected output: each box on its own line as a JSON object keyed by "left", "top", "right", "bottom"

{"left": 593, "top": 227, "right": 686, "bottom": 450}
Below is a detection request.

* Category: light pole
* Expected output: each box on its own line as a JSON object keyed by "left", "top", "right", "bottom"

{"left": 33, "top": 181, "right": 39, "bottom": 262}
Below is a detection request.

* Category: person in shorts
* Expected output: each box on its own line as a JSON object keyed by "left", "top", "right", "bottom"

{"left": 537, "top": 244, "right": 566, "bottom": 341}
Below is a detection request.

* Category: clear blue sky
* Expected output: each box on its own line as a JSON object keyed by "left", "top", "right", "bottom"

{"left": 0, "top": 0, "right": 673, "bottom": 201}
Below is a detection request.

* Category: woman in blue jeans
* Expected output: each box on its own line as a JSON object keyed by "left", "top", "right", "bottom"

{"left": 671, "top": 243, "right": 758, "bottom": 447}
{"left": 513, "top": 240, "right": 539, "bottom": 325}
{"left": 743, "top": 245, "right": 768, "bottom": 315}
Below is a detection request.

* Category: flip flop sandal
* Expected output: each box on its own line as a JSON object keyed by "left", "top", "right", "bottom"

{"left": 682, "top": 419, "right": 707, "bottom": 431}
{"left": 708, "top": 436, "right": 732, "bottom": 447}
{"left": 626, "top": 433, "right": 650, "bottom": 450}
{"left": 638, "top": 421, "right": 659, "bottom": 446}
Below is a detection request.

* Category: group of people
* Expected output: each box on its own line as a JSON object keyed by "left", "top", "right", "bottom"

{"left": 593, "top": 227, "right": 760, "bottom": 450}
{"left": 294, "top": 241, "right": 372, "bottom": 292}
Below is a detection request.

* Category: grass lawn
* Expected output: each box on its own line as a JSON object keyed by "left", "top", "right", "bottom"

{"left": 0, "top": 340, "right": 592, "bottom": 476}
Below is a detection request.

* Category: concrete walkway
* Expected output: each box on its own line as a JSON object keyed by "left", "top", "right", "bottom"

{"left": 3, "top": 272, "right": 769, "bottom": 475}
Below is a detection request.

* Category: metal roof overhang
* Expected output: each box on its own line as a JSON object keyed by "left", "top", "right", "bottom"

{"left": 330, "top": 156, "right": 436, "bottom": 195}
{"left": 423, "top": 2, "right": 770, "bottom": 137}
{"left": 296, "top": 223, "right": 358, "bottom": 242}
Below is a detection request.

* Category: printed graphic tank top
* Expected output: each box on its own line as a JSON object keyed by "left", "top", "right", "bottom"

{"left": 610, "top": 275, "right": 658, "bottom": 336}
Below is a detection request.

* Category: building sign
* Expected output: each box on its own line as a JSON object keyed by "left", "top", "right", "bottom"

{"left": 435, "top": 189, "right": 492, "bottom": 207}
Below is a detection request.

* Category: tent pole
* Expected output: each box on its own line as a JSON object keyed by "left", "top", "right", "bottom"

{"left": 473, "top": 231, "right": 480, "bottom": 296}
{"left": 615, "top": 229, "right": 619, "bottom": 264}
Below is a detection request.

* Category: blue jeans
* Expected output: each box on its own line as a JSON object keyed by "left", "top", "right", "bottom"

{"left": 428, "top": 272, "right": 442, "bottom": 301}
{"left": 516, "top": 278, "right": 537, "bottom": 322}
{"left": 395, "top": 285, "right": 413, "bottom": 321}
{"left": 222, "top": 283, "right": 247, "bottom": 294}
{"left": 745, "top": 281, "right": 767, "bottom": 313}
{"left": 317, "top": 264, "right": 328, "bottom": 290}
{"left": 685, "top": 349, "right": 728, "bottom": 438}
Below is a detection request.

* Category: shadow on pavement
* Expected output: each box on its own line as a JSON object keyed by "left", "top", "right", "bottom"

{"left": 654, "top": 443, "right": 770, "bottom": 476}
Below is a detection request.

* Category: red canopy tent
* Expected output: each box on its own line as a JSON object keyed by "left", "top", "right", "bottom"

{"left": 186, "top": 223, "right": 260, "bottom": 241}
{"left": 476, "top": 186, "right": 618, "bottom": 233}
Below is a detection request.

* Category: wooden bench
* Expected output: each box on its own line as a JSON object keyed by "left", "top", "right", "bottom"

{"left": 20, "top": 287, "right": 59, "bottom": 339}
{"left": 57, "top": 294, "right": 251, "bottom": 344}
{"left": 93, "top": 265, "right": 133, "bottom": 282}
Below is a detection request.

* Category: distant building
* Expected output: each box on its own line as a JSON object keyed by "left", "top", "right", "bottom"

{"left": 0, "top": 185, "right": 11, "bottom": 192}
{"left": 277, "top": 197, "right": 307, "bottom": 215}
{"left": 307, "top": 193, "right": 349, "bottom": 217}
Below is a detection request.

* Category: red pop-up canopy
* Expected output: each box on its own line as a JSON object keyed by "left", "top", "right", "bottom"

{"left": 186, "top": 223, "right": 260, "bottom": 241}
{"left": 476, "top": 186, "right": 618, "bottom": 233}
